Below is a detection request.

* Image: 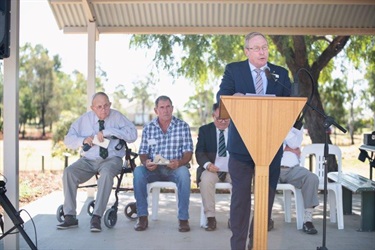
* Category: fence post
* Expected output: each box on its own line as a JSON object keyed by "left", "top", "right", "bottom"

{"left": 41, "top": 155, "right": 45, "bottom": 173}
{"left": 63, "top": 153, "right": 71, "bottom": 168}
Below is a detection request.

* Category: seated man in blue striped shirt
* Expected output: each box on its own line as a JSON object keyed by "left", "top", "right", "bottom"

{"left": 57, "top": 92, "right": 137, "bottom": 232}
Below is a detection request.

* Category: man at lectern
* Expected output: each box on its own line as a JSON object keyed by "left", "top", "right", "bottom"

{"left": 216, "top": 31, "right": 291, "bottom": 250}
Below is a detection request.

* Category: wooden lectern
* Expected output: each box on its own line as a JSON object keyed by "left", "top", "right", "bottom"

{"left": 220, "top": 95, "right": 307, "bottom": 250}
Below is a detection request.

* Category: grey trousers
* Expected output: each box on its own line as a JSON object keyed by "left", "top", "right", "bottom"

{"left": 62, "top": 156, "right": 123, "bottom": 217}
{"left": 279, "top": 166, "right": 319, "bottom": 208}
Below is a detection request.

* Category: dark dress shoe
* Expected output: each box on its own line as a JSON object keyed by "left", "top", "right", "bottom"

{"left": 247, "top": 237, "right": 253, "bottom": 250}
{"left": 303, "top": 221, "right": 318, "bottom": 234}
{"left": 268, "top": 218, "right": 274, "bottom": 231}
{"left": 134, "top": 216, "right": 148, "bottom": 231}
{"left": 178, "top": 219, "right": 190, "bottom": 232}
{"left": 205, "top": 217, "right": 217, "bottom": 231}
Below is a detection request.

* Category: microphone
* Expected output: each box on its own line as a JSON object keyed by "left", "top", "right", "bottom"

{"left": 265, "top": 66, "right": 298, "bottom": 97}
{"left": 264, "top": 66, "right": 278, "bottom": 82}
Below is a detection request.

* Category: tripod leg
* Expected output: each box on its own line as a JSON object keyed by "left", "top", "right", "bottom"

{"left": 15, "top": 223, "right": 38, "bottom": 250}
{"left": 0, "top": 190, "right": 37, "bottom": 249}
{"left": 0, "top": 214, "right": 4, "bottom": 233}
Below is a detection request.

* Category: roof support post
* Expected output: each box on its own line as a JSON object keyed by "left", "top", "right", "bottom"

{"left": 86, "top": 20, "right": 97, "bottom": 198}
{"left": 3, "top": 0, "right": 20, "bottom": 248}
{"left": 86, "top": 21, "right": 97, "bottom": 109}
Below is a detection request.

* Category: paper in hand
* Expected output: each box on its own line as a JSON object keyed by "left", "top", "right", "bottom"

{"left": 214, "top": 156, "right": 229, "bottom": 172}
{"left": 152, "top": 154, "right": 170, "bottom": 165}
{"left": 92, "top": 135, "right": 110, "bottom": 149}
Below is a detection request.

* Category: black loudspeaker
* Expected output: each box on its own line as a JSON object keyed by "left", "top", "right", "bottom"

{"left": 0, "top": 0, "right": 11, "bottom": 59}
{"left": 364, "top": 131, "right": 375, "bottom": 146}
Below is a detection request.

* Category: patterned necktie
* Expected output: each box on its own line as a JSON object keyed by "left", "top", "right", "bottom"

{"left": 217, "top": 129, "right": 227, "bottom": 182}
{"left": 218, "top": 171, "right": 227, "bottom": 182}
{"left": 218, "top": 129, "right": 227, "bottom": 157}
{"left": 255, "top": 68, "right": 264, "bottom": 95}
{"left": 98, "top": 120, "right": 108, "bottom": 159}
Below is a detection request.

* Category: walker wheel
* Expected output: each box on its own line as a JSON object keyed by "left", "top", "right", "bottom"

{"left": 56, "top": 204, "right": 64, "bottom": 222}
{"left": 87, "top": 200, "right": 95, "bottom": 216}
{"left": 104, "top": 208, "right": 117, "bottom": 228}
{"left": 124, "top": 202, "right": 137, "bottom": 220}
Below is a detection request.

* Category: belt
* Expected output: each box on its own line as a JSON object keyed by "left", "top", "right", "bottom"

{"left": 280, "top": 166, "right": 290, "bottom": 169}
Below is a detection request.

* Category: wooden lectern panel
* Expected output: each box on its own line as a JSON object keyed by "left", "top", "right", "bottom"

{"left": 220, "top": 95, "right": 307, "bottom": 250}
{"left": 220, "top": 96, "right": 306, "bottom": 166}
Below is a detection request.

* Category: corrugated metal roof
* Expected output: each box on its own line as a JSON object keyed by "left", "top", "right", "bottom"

{"left": 48, "top": 0, "right": 375, "bottom": 35}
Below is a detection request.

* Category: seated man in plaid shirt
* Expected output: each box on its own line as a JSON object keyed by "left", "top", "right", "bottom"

{"left": 133, "top": 95, "right": 193, "bottom": 233}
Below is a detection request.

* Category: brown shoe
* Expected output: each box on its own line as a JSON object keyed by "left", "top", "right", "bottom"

{"left": 134, "top": 216, "right": 148, "bottom": 231}
{"left": 205, "top": 217, "right": 217, "bottom": 231}
{"left": 178, "top": 219, "right": 190, "bottom": 232}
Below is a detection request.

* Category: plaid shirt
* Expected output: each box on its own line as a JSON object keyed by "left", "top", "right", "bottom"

{"left": 139, "top": 116, "right": 193, "bottom": 161}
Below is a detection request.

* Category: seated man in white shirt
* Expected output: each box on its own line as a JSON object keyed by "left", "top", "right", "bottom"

{"left": 279, "top": 126, "right": 319, "bottom": 234}
{"left": 195, "top": 103, "right": 231, "bottom": 231}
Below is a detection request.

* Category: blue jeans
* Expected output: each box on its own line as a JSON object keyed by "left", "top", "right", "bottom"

{"left": 133, "top": 165, "right": 191, "bottom": 220}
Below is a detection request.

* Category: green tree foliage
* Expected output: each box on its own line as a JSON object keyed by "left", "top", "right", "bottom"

{"left": 112, "top": 84, "right": 129, "bottom": 115}
{"left": 321, "top": 78, "right": 347, "bottom": 127}
{"left": 183, "top": 85, "right": 214, "bottom": 126}
{"left": 129, "top": 35, "right": 373, "bottom": 144}
{"left": 364, "top": 68, "right": 375, "bottom": 131}
{"left": 18, "top": 43, "right": 106, "bottom": 142}
{"left": 341, "top": 36, "right": 375, "bottom": 131}
{"left": 128, "top": 74, "right": 157, "bottom": 125}
{"left": 19, "top": 43, "right": 57, "bottom": 137}
{"left": 48, "top": 70, "right": 89, "bottom": 157}
{"left": 130, "top": 35, "right": 245, "bottom": 125}
{"left": 51, "top": 110, "right": 78, "bottom": 158}
{"left": 129, "top": 34, "right": 375, "bottom": 171}
{"left": 362, "top": 39, "right": 375, "bottom": 131}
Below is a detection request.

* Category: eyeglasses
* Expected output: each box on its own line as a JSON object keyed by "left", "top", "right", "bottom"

{"left": 214, "top": 116, "right": 229, "bottom": 122}
{"left": 94, "top": 103, "right": 110, "bottom": 110}
{"left": 246, "top": 45, "right": 268, "bottom": 52}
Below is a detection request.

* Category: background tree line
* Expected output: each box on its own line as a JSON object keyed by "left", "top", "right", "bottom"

{"left": 0, "top": 35, "right": 374, "bottom": 164}
{"left": 129, "top": 35, "right": 375, "bottom": 145}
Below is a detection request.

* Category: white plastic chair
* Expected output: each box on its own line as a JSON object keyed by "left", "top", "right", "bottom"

{"left": 276, "top": 183, "right": 304, "bottom": 229}
{"left": 300, "top": 143, "right": 344, "bottom": 229}
{"left": 200, "top": 182, "right": 232, "bottom": 227}
{"left": 147, "top": 181, "right": 178, "bottom": 221}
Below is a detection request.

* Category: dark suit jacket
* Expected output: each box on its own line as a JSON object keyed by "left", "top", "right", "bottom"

{"left": 216, "top": 60, "right": 291, "bottom": 164}
{"left": 195, "top": 122, "right": 217, "bottom": 186}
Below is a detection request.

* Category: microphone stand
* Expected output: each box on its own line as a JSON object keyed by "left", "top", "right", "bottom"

{"left": 303, "top": 103, "right": 347, "bottom": 250}
{"left": 0, "top": 181, "right": 37, "bottom": 250}
{"left": 291, "top": 68, "right": 347, "bottom": 250}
